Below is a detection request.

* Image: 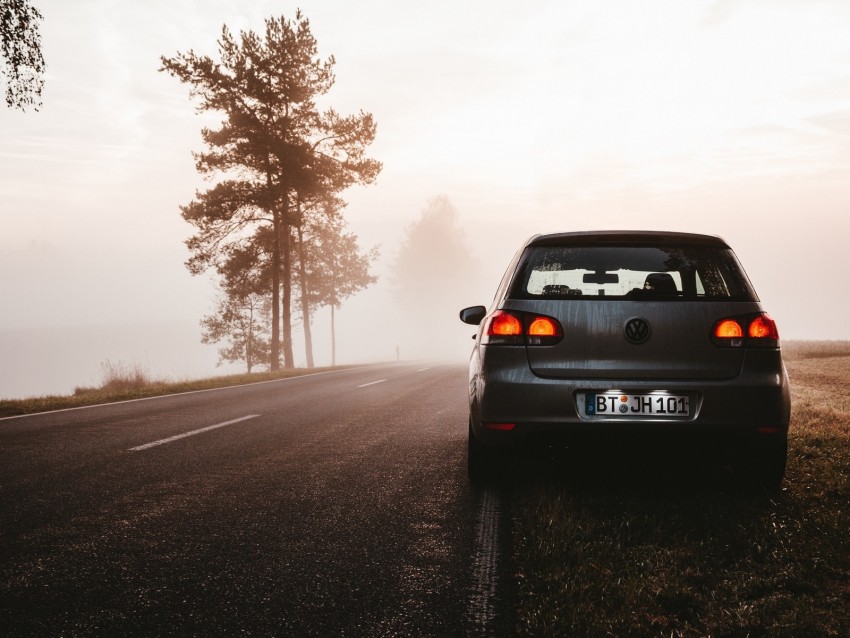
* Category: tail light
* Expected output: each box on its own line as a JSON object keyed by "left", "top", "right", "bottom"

{"left": 482, "top": 310, "right": 563, "bottom": 346}
{"left": 714, "top": 319, "right": 743, "bottom": 339}
{"left": 748, "top": 314, "right": 779, "bottom": 340}
{"left": 527, "top": 315, "right": 563, "bottom": 345}
{"left": 489, "top": 311, "right": 522, "bottom": 337}
{"left": 528, "top": 317, "right": 559, "bottom": 336}
{"left": 712, "top": 313, "right": 779, "bottom": 348}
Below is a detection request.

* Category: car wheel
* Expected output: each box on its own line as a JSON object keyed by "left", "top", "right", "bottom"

{"left": 735, "top": 434, "right": 788, "bottom": 492}
{"left": 467, "top": 423, "right": 503, "bottom": 485}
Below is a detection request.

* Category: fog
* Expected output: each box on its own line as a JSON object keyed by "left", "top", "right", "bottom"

{"left": 3, "top": 0, "right": 850, "bottom": 399}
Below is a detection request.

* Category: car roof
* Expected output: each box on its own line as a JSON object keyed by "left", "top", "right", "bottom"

{"left": 526, "top": 230, "right": 730, "bottom": 248}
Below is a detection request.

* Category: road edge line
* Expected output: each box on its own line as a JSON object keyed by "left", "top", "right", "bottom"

{"left": 0, "top": 367, "right": 364, "bottom": 421}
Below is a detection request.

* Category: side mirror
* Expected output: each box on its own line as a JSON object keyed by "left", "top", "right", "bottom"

{"left": 459, "top": 305, "right": 487, "bottom": 325}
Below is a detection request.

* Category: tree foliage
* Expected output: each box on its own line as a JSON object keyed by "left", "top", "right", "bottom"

{"left": 393, "top": 195, "right": 475, "bottom": 303}
{"left": 392, "top": 195, "right": 480, "bottom": 360}
{"left": 200, "top": 238, "right": 272, "bottom": 372}
{"left": 299, "top": 200, "right": 378, "bottom": 366}
{"left": 0, "top": 0, "right": 45, "bottom": 110}
{"left": 162, "top": 11, "right": 380, "bottom": 370}
{"left": 201, "top": 294, "right": 270, "bottom": 373}
{"left": 304, "top": 202, "right": 378, "bottom": 311}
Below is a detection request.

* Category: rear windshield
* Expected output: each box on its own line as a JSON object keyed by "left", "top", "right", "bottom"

{"left": 508, "top": 245, "right": 757, "bottom": 301}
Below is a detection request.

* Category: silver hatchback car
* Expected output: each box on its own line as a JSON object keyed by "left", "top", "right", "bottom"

{"left": 460, "top": 231, "right": 790, "bottom": 489}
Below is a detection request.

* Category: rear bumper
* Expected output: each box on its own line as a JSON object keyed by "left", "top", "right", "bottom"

{"left": 469, "top": 346, "right": 791, "bottom": 447}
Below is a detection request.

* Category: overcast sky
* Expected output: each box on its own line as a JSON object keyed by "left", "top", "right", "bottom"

{"left": 2, "top": 0, "right": 850, "bottom": 396}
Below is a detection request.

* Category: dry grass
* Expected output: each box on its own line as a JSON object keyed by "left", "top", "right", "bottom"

{"left": 72, "top": 359, "right": 159, "bottom": 395}
{"left": 512, "top": 340, "right": 850, "bottom": 637}
{"left": 781, "top": 340, "right": 850, "bottom": 361}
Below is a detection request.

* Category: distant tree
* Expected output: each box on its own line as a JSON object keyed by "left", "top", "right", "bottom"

{"left": 161, "top": 11, "right": 380, "bottom": 370}
{"left": 201, "top": 293, "right": 271, "bottom": 373}
{"left": 201, "top": 238, "right": 272, "bottom": 372}
{"left": 393, "top": 195, "right": 475, "bottom": 302}
{"left": 392, "top": 195, "right": 479, "bottom": 360}
{"left": 299, "top": 200, "right": 378, "bottom": 366}
{"left": 288, "top": 108, "right": 382, "bottom": 366}
{"left": 0, "top": 0, "right": 45, "bottom": 110}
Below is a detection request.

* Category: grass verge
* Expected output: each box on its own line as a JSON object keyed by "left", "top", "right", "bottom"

{"left": 0, "top": 364, "right": 360, "bottom": 419}
{"left": 511, "top": 341, "right": 850, "bottom": 637}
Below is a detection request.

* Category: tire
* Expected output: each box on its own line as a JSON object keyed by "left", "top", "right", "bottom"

{"left": 467, "top": 423, "right": 503, "bottom": 485}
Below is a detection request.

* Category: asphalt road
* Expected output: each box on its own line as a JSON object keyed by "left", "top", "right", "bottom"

{"left": 0, "top": 363, "right": 513, "bottom": 637}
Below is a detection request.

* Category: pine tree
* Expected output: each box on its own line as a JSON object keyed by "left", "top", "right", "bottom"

{"left": 161, "top": 12, "right": 380, "bottom": 369}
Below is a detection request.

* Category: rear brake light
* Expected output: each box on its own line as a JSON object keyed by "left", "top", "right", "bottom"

{"left": 488, "top": 311, "right": 522, "bottom": 336}
{"left": 712, "top": 313, "right": 780, "bottom": 348}
{"left": 714, "top": 319, "right": 743, "bottom": 339}
{"left": 527, "top": 315, "right": 563, "bottom": 345}
{"left": 748, "top": 314, "right": 779, "bottom": 340}
{"left": 528, "top": 317, "right": 560, "bottom": 337}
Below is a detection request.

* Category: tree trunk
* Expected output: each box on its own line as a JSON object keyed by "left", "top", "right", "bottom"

{"left": 270, "top": 211, "right": 281, "bottom": 371}
{"left": 331, "top": 303, "right": 336, "bottom": 367}
{"left": 330, "top": 255, "right": 338, "bottom": 367}
{"left": 246, "top": 304, "right": 254, "bottom": 374}
{"left": 297, "top": 222, "right": 315, "bottom": 368}
{"left": 282, "top": 222, "right": 295, "bottom": 369}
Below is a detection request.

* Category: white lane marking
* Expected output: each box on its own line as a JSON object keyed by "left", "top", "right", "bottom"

{"left": 468, "top": 488, "right": 501, "bottom": 634}
{"left": 129, "top": 414, "right": 260, "bottom": 451}
{"left": 356, "top": 379, "right": 387, "bottom": 388}
{"left": 416, "top": 367, "right": 431, "bottom": 372}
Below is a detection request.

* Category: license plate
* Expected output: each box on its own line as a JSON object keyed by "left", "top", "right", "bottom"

{"left": 585, "top": 392, "right": 690, "bottom": 417}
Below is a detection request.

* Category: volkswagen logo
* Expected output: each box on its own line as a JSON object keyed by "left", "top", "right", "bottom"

{"left": 624, "top": 317, "right": 651, "bottom": 344}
